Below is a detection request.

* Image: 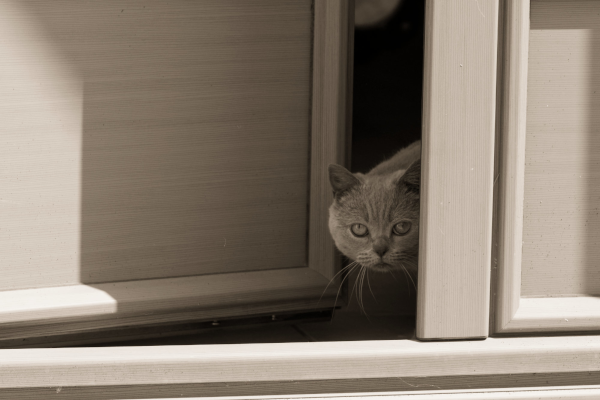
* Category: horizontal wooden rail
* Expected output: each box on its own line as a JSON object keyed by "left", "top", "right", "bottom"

{"left": 1, "top": 336, "right": 600, "bottom": 398}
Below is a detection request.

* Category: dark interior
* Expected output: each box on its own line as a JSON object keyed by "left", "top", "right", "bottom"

{"left": 351, "top": 0, "right": 424, "bottom": 173}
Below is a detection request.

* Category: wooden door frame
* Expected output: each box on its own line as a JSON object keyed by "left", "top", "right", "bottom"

{"left": 3, "top": 1, "right": 600, "bottom": 397}
{"left": 493, "top": 0, "right": 600, "bottom": 334}
{"left": 0, "top": 0, "right": 352, "bottom": 346}
{"left": 416, "top": 0, "right": 499, "bottom": 340}
{"left": 3, "top": 336, "right": 600, "bottom": 397}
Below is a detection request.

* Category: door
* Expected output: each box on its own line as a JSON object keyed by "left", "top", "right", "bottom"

{"left": 0, "top": 0, "right": 353, "bottom": 346}
{"left": 494, "top": 0, "right": 600, "bottom": 334}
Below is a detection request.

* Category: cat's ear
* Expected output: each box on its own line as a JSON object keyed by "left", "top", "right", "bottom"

{"left": 328, "top": 164, "right": 362, "bottom": 199}
{"left": 398, "top": 158, "right": 420, "bottom": 195}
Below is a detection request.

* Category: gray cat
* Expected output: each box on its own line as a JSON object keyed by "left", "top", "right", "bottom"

{"left": 327, "top": 141, "right": 421, "bottom": 290}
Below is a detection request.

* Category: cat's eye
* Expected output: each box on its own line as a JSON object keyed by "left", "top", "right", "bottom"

{"left": 350, "top": 223, "right": 368, "bottom": 237}
{"left": 392, "top": 221, "right": 411, "bottom": 236}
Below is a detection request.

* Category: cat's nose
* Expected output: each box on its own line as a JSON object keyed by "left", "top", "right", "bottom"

{"left": 372, "top": 239, "right": 389, "bottom": 257}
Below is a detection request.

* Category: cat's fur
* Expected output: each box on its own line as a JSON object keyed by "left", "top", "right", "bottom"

{"left": 327, "top": 140, "right": 421, "bottom": 280}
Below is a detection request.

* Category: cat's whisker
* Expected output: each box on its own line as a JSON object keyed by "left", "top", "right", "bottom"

{"left": 338, "top": 262, "right": 360, "bottom": 296}
{"left": 358, "top": 266, "right": 365, "bottom": 315}
{"left": 319, "top": 261, "right": 358, "bottom": 303}
{"left": 349, "top": 263, "right": 362, "bottom": 305}
{"left": 359, "top": 266, "right": 372, "bottom": 321}
{"left": 402, "top": 258, "right": 417, "bottom": 266}
{"left": 401, "top": 262, "right": 417, "bottom": 292}
{"left": 354, "top": 264, "right": 365, "bottom": 315}
{"left": 396, "top": 263, "right": 411, "bottom": 295}
{"left": 337, "top": 261, "right": 360, "bottom": 280}
{"left": 400, "top": 258, "right": 418, "bottom": 269}
{"left": 352, "top": 264, "right": 367, "bottom": 316}
{"left": 366, "top": 268, "right": 378, "bottom": 303}
{"left": 331, "top": 262, "right": 361, "bottom": 314}
{"left": 360, "top": 266, "right": 369, "bottom": 315}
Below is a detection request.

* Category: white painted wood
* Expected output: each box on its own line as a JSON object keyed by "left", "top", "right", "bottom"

{"left": 291, "top": 388, "right": 600, "bottom": 400}
{"left": 0, "top": 0, "right": 312, "bottom": 289}
{"left": 502, "top": 296, "right": 600, "bottom": 333}
{"left": 0, "top": 0, "right": 351, "bottom": 343}
{"left": 494, "top": 0, "right": 600, "bottom": 334}
{"left": 418, "top": 0, "right": 499, "bottom": 339}
{"left": 493, "top": 0, "right": 529, "bottom": 334}
{"left": 522, "top": 0, "right": 600, "bottom": 296}
{"left": 309, "top": 0, "right": 354, "bottom": 280}
{"left": 2, "top": 336, "right": 600, "bottom": 397}
{"left": 189, "top": 387, "right": 600, "bottom": 400}
{"left": 0, "top": 267, "right": 339, "bottom": 343}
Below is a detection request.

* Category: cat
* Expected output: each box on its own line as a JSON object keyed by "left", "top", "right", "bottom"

{"left": 327, "top": 140, "right": 421, "bottom": 289}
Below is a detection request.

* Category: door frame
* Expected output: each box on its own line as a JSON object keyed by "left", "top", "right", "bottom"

{"left": 3, "top": 1, "right": 600, "bottom": 397}
{"left": 493, "top": 0, "right": 600, "bottom": 334}
{"left": 416, "top": 0, "right": 499, "bottom": 340}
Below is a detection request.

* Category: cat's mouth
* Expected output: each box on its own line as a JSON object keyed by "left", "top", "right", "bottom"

{"left": 369, "top": 262, "right": 393, "bottom": 272}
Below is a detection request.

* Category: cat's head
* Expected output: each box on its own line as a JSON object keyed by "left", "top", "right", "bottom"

{"left": 327, "top": 159, "right": 420, "bottom": 273}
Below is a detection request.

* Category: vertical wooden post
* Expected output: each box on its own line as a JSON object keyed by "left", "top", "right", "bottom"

{"left": 417, "top": 0, "right": 499, "bottom": 340}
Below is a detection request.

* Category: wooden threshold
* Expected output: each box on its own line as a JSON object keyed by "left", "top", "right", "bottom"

{"left": 1, "top": 336, "right": 600, "bottom": 398}
{"left": 196, "top": 387, "right": 600, "bottom": 399}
